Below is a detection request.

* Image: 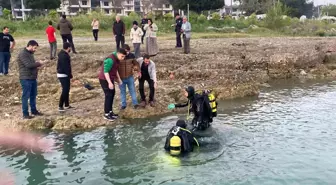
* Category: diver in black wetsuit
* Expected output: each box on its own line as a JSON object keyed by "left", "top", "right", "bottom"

{"left": 164, "top": 119, "right": 199, "bottom": 156}
{"left": 168, "top": 86, "right": 214, "bottom": 131}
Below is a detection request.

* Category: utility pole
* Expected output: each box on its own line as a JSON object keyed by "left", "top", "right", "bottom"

{"left": 21, "top": 0, "right": 25, "bottom": 21}
{"left": 187, "top": 4, "right": 189, "bottom": 20}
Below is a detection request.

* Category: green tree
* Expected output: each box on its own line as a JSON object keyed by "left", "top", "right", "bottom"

{"left": 26, "top": 0, "right": 61, "bottom": 10}
{"left": 238, "top": 0, "right": 273, "bottom": 16}
{"left": 168, "top": 0, "right": 224, "bottom": 13}
{"left": 322, "top": 4, "right": 336, "bottom": 17}
{"left": 0, "top": 0, "right": 11, "bottom": 9}
{"left": 264, "top": 2, "right": 289, "bottom": 30}
{"left": 281, "top": 0, "right": 313, "bottom": 18}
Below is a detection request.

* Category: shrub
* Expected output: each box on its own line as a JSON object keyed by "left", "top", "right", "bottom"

{"left": 264, "top": 2, "right": 290, "bottom": 30}
{"left": 3, "top": 8, "right": 11, "bottom": 20}
{"left": 48, "top": 10, "right": 58, "bottom": 19}
{"left": 316, "top": 29, "right": 325, "bottom": 36}
{"left": 197, "top": 14, "right": 206, "bottom": 23}
{"left": 212, "top": 12, "right": 221, "bottom": 21}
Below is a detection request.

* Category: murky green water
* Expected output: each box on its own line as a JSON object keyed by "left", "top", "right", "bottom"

{"left": 2, "top": 80, "right": 336, "bottom": 185}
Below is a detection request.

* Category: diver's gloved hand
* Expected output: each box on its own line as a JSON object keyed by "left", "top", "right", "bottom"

{"left": 168, "top": 104, "right": 175, "bottom": 110}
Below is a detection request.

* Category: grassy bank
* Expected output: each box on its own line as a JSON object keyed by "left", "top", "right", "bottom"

{"left": 2, "top": 6, "right": 336, "bottom": 38}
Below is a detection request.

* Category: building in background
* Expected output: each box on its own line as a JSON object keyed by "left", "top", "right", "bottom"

{"left": 55, "top": 0, "right": 173, "bottom": 16}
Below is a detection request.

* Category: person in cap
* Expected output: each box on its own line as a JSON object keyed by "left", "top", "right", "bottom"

{"left": 164, "top": 119, "right": 199, "bottom": 156}
{"left": 130, "top": 21, "right": 143, "bottom": 58}
{"left": 168, "top": 86, "right": 216, "bottom": 131}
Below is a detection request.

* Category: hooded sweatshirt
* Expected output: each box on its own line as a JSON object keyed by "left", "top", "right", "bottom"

{"left": 57, "top": 18, "right": 73, "bottom": 35}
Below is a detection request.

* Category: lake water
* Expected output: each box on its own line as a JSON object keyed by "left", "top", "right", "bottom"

{"left": 1, "top": 79, "right": 336, "bottom": 185}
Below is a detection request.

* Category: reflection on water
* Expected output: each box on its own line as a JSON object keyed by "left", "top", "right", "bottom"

{"left": 1, "top": 79, "right": 336, "bottom": 185}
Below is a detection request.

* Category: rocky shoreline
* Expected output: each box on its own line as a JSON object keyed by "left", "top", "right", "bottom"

{"left": 1, "top": 37, "right": 336, "bottom": 131}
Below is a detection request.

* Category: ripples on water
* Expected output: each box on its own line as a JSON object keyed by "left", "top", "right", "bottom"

{"left": 1, "top": 80, "right": 336, "bottom": 185}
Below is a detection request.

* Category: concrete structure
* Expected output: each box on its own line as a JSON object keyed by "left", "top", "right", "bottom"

{"left": 12, "top": 0, "right": 174, "bottom": 19}
{"left": 56, "top": 0, "right": 173, "bottom": 16}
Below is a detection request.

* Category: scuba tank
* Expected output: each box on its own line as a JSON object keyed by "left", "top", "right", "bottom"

{"left": 169, "top": 127, "right": 182, "bottom": 156}
{"left": 196, "top": 89, "right": 218, "bottom": 117}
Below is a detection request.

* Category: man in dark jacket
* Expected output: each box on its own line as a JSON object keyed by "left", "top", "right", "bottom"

{"left": 172, "top": 13, "right": 183, "bottom": 48}
{"left": 113, "top": 15, "right": 126, "bottom": 51}
{"left": 57, "top": 15, "right": 77, "bottom": 54}
{"left": 140, "top": 14, "right": 148, "bottom": 44}
{"left": 17, "top": 40, "right": 47, "bottom": 119}
{"left": 168, "top": 86, "right": 213, "bottom": 130}
{"left": 57, "top": 42, "right": 73, "bottom": 112}
{"left": 98, "top": 48, "right": 126, "bottom": 121}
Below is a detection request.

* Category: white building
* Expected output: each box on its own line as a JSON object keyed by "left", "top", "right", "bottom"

{"left": 56, "top": 0, "right": 174, "bottom": 16}
{"left": 12, "top": 0, "right": 174, "bottom": 19}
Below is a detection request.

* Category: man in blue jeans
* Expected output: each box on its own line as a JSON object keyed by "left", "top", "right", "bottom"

{"left": 118, "top": 44, "right": 140, "bottom": 109}
{"left": 17, "top": 40, "right": 48, "bottom": 119}
{"left": 0, "top": 26, "right": 15, "bottom": 75}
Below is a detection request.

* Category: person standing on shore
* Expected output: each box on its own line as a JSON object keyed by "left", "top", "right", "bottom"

{"left": 130, "top": 21, "right": 143, "bottom": 58}
{"left": 91, "top": 18, "right": 100, "bottom": 41}
{"left": 172, "top": 13, "right": 183, "bottom": 48}
{"left": 137, "top": 54, "right": 157, "bottom": 108}
{"left": 113, "top": 15, "right": 126, "bottom": 50}
{"left": 17, "top": 40, "right": 47, "bottom": 119}
{"left": 98, "top": 48, "right": 126, "bottom": 121}
{"left": 57, "top": 42, "right": 74, "bottom": 112}
{"left": 57, "top": 15, "right": 77, "bottom": 54}
{"left": 181, "top": 16, "right": 191, "bottom": 54}
{"left": 141, "top": 14, "right": 148, "bottom": 44}
{"left": 46, "top": 21, "right": 57, "bottom": 60}
{"left": 118, "top": 44, "right": 140, "bottom": 110}
{"left": 0, "top": 26, "right": 15, "bottom": 76}
{"left": 144, "top": 19, "right": 159, "bottom": 56}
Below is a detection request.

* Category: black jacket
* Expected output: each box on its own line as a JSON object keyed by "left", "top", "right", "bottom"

{"left": 113, "top": 20, "right": 125, "bottom": 36}
{"left": 175, "top": 17, "right": 183, "bottom": 32}
{"left": 141, "top": 18, "right": 148, "bottom": 28}
{"left": 17, "top": 48, "right": 41, "bottom": 80}
{"left": 57, "top": 50, "right": 72, "bottom": 78}
{"left": 175, "top": 93, "right": 212, "bottom": 121}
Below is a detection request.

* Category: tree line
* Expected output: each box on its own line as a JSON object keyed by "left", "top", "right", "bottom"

{"left": 0, "top": 0, "right": 326, "bottom": 18}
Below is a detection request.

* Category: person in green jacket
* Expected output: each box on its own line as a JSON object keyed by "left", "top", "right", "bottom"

{"left": 98, "top": 48, "right": 126, "bottom": 121}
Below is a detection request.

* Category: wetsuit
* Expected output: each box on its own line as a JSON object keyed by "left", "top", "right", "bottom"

{"left": 164, "top": 126, "right": 199, "bottom": 154}
{"left": 174, "top": 87, "right": 213, "bottom": 130}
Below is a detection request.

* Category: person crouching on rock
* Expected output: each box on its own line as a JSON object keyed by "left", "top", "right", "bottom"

{"left": 164, "top": 119, "right": 199, "bottom": 156}
{"left": 168, "top": 86, "right": 216, "bottom": 131}
{"left": 98, "top": 48, "right": 126, "bottom": 121}
{"left": 137, "top": 54, "right": 157, "bottom": 108}
{"left": 57, "top": 42, "right": 74, "bottom": 112}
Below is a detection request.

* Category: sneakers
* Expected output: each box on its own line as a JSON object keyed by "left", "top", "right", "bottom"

{"left": 149, "top": 101, "right": 155, "bottom": 107}
{"left": 133, "top": 105, "right": 139, "bottom": 109}
{"left": 23, "top": 115, "right": 34, "bottom": 119}
{"left": 120, "top": 106, "right": 126, "bottom": 110}
{"left": 0, "top": 73, "right": 3, "bottom": 76}
{"left": 103, "top": 113, "right": 116, "bottom": 122}
{"left": 59, "top": 107, "right": 65, "bottom": 112}
{"left": 110, "top": 112, "right": 118, "bottom": 118}
{"left": 140, "top": 101, "right": 146, "bottom": 108}
{"left": 65, "top": 106, "right": 74, "bottom": 109}
{"left": 32, "top": 111, "right": 43, "bottom": 116}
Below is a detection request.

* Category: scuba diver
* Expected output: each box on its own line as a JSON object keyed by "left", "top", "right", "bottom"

{"left": 164, "top": 119, "right": 199, "bottom": 156}
{"left": 168, "top": 86, "right": 218, "bottom": 131}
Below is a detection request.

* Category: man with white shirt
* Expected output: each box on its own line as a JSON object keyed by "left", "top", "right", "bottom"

{"left": 181, "top": 16, "right": 191, "bottom": 54}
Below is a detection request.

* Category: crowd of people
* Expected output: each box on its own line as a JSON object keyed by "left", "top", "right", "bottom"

{"left": 1, "top": 13, "right": 204, "bottom": 156}
{"left": 1, "top": 13, "right": 191, "bottom": 121}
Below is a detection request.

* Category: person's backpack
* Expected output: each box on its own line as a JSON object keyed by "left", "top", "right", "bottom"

{"left": 196, "top": 89, "right": 218, "bottom": 117}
